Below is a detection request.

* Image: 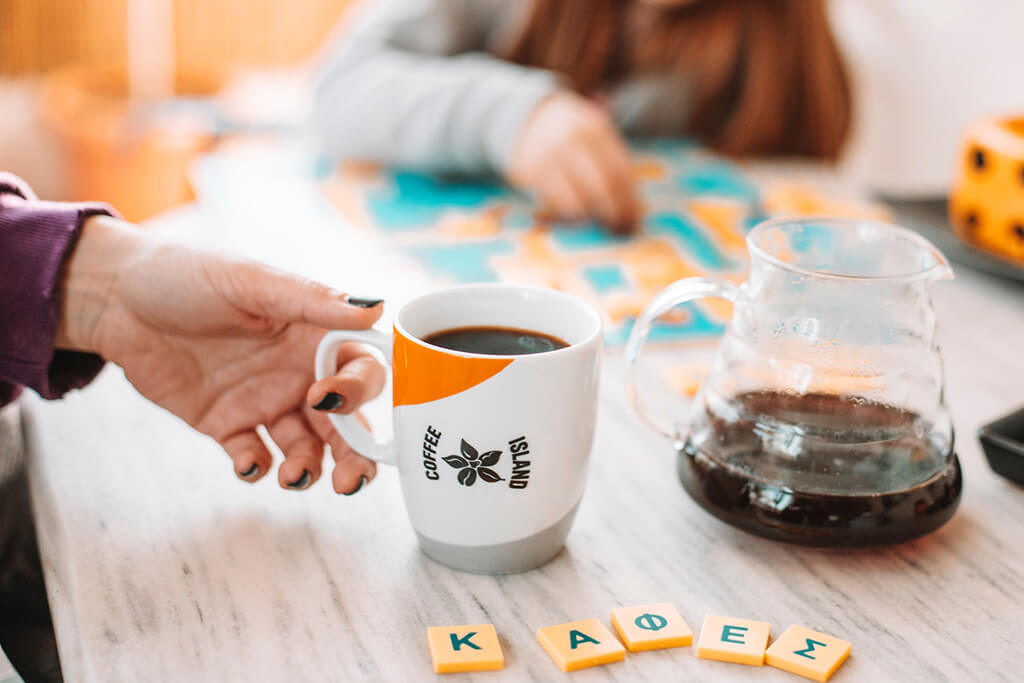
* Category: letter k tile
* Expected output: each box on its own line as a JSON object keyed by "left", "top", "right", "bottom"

{"left": 427, "top": 624, "right": 504, "bottom": 673}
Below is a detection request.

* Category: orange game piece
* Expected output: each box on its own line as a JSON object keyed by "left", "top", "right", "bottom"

{"left": 765, "top": 625, "right": 851, "bottom": 681}
{"left": 426, "top": 624, "right": 504, "bottom": 673}
{"left": 610, "top": 602, "right": 693, "bottom": 652}
{"left": 696, "top": 615, "right": 771, "bottom": 666}
{"left": 537, "top": 618, "right": 626, "bottom": 672}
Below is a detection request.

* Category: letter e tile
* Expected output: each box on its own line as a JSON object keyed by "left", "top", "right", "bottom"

{"left": 537, "top": 618, "right": 625, "bottom": 672}
{"left": 427, "top": 624, "right": 504, "bottom": 673}
{"left": 610, "top": 602, "right": 693, "bottom": 652}
{"left": 765, "top": 624, "right": 851, "bottom": 682}
{"left": 696, "top": 614, "right": 771, "bottom": 666}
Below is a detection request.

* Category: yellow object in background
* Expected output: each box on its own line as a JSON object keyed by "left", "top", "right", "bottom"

{"left": 765, "top": 625, "right": 852, "bottom": 682}
{"left": 536, "top": 618, "right": 626, "bottom": 672}
{"left": 949, "top": 116, "right": 1024, "bottom": 264}
{"left": 695, "top": 615, "right": 771, "bottom": 666}
{"left": 610, "top": 602, "right": 693, "bottom": 652}
{"left": 426, "top": 624, "right": 504, "bottom": 673}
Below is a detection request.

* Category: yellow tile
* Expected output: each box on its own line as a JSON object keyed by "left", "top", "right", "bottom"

{"left": 610, "top": 602, "right": 693, "bottom": 652}
{"left": 536, "top": 618, "right": 626, "bottom": 672}
{"left": 696, "top": 615, "right": 771, "bottom": 666}
{"left": 765, "top": 625, "right": 851, "bottom": 682}
{"left": 426, "top": 624, "right": 504, "bottom": 674}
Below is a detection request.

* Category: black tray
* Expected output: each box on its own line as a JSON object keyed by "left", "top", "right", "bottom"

{"left": 979, "top": 406, "right": 1024, "bottom": 486}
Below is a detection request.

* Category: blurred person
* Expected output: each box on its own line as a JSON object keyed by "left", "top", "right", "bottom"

{"left": 0, "top": 173, "right": 385, "bottom": 681}
{"left": 315, "top": 0, "right": 851, "bottom": 232}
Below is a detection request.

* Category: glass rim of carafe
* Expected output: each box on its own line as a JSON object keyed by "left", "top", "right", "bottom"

{"left": 746, "top": 216, "right": 953, "bottom": 284}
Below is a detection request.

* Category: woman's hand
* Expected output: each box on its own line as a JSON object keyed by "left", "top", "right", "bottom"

{"left": 507, "top": 91, "right": 640, "bottom": 233}
{"left": 56, "top": 215, "right": 386, "bottom": 494}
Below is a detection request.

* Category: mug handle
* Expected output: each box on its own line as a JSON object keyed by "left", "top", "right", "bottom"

{"left": 315, "top": 329, "right": 396, "bottom": 466}
{"left": 624, "top": 277, "right": 738, "bottom": 440}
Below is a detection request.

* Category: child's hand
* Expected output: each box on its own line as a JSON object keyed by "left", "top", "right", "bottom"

{"left": 508, "top": 92, "right": 639, "bottom": 233}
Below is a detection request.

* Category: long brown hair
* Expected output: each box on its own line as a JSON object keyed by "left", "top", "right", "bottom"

{"left": 503, "top": 0, "right": 851, "bottom": 160}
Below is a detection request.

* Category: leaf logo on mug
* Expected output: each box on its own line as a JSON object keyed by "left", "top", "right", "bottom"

{"left": 443, "top": 439, "right": 504, "bottom": 487}
{"left": 425, "top": 428, "right": 532, "bottom": 489}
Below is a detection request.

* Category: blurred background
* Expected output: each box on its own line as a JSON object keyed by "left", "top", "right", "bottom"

{"left": 1, "top": 0, "right": 1023, "bottom": 222}
{"left": 1, "top": 0, "right": 347, "bottom": 74}
{"left": 0, "top": 0, "right": 356, "bottom": 219}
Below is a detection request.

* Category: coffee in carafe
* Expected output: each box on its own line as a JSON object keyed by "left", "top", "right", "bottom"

{"left": 679, "top": 391, "right": 960, "bottom": 547}
{"left": 627, "top": 218, "right": 961, "bottom": 547}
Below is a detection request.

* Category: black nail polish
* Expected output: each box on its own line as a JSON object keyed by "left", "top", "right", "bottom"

{"left": 239, "top": 463, "right": 260, "bottom": 479}
{"left": 287, "top": 470, "right": 312, "bottom": 490}
{"left": 344, "top": 475, "right": 368, "bottom": 496}
{"left": 314, "top": 392, "right": 344, "bottom": 411}
{"left": 345, "top": 295, "right": 384, "bottom": 308}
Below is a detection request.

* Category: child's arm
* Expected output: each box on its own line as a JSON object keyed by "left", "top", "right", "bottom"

{"left": 315, "top": 0, "right": 559, "bottom": 175}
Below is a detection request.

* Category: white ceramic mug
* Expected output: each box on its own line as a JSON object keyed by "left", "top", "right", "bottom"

{"left": 315, "top": 284, "right": 603, "bottom": 573}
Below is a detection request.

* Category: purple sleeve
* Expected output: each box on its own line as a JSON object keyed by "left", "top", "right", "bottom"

{"left": 0, "top": 173, "right": 116, "bottom": 406}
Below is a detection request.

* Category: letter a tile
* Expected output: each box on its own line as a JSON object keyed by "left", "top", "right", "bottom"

{"left": 610, "top": 602, "right": 693, "bottom": 652}
{"left": 696, "top": 615, "right": 771, "bottom": 666}
{"left": 427, "top": 624, "right": 504, "bottom": 673}
{"left": 537, "top": 618, "right": 625, "bottom": 672}
{"left": 765, "top": 625, "right": 851, "bottom": 682}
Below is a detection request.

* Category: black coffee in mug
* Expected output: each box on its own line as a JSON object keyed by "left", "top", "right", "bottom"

{"left": 423, "top": 326, "right": 569, "bottom": 356}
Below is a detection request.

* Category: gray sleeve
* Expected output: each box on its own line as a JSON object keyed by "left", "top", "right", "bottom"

{"left": 313, "top": 0, "right": 561, "bottom": 174}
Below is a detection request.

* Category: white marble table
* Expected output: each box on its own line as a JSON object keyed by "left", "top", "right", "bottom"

{"left": 23, "top": 162, "right": 1024, "bottom": 681}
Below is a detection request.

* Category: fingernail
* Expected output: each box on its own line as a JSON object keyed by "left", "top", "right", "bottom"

{"left": 344, "top": 295, "right": 384, "bottom": 308}
{"left": 313, "top": 392, "right": 344, "bottom": 411}
{"left": 239, "top": 463, "right": 260, "bottom": 480}
{"left": 287, "top": 470, "right": 312, "bottom": 490}
{"left": 344, "top": 475, "right": 368, "bottom": 496}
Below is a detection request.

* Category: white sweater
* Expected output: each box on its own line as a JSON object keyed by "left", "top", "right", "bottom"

{"left": 313, "top": 0, "right": 691, "bottom": 175}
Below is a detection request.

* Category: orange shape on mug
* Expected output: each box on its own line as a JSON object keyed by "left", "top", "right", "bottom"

{"left": 393, "top": 328, "right": 513, "bottom": 406}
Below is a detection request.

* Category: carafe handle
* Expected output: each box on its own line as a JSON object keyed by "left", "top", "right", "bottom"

{"left": 624, "top": 277, "right": 738, "bottom": 440}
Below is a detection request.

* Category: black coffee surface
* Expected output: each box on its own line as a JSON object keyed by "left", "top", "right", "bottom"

{"left": 423, "top": 326, "right": 569, "bottom": 356}
{"left": 678, "top": 391, "right": 962, "bottom": 547}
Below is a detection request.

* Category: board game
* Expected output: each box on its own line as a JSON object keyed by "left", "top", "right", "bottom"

{"left": 322, "top": 140, "right": 885, "bottom": 348}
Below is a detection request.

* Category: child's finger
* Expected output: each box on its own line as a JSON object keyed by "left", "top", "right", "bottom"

{"left": 539, "top": 164, "right": 587, "bottom": 221}
{"left": 565, "top": 145, "right": 627, "bottom": 229}
{"left": 589, "top": 132, "right": 640, "bottom": 232}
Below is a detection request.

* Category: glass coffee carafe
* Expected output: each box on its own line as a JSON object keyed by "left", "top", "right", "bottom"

{"left": 626, "top": 217, "right": 962, "bottom": 547}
